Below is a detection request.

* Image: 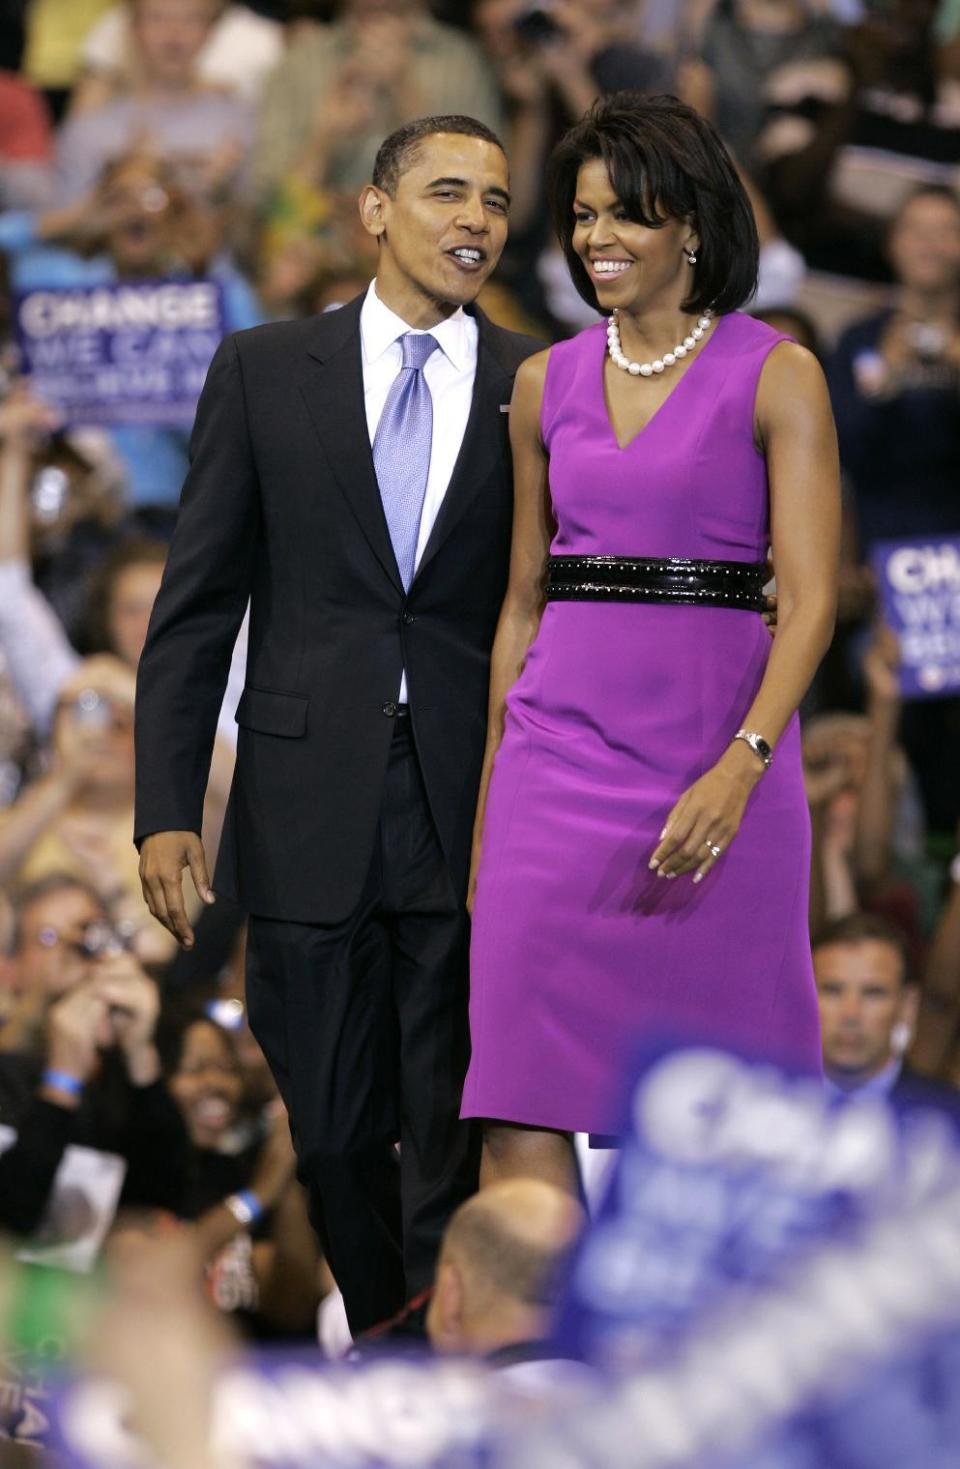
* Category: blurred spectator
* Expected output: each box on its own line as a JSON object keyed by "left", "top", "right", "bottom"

{"left": 0, "top": 873, "right": 107, "bottom": 1052}
{"left": 804, "top": 625, "right": 940, "bottom": 943}
{"left": 911, "top": 838, "right": 960, "bottom": 1077}
{"left": 0, "top": 150, "right": 264, "bottom": 510}
{"left": 250, "top": 0, "right": 504, "bottom": 210}
{"left": 0, "top": 392, "right": 246, "bottom": 783}
{"left": 813, "top": 910, "right": 957, "bottom": 1102}
{"left": 0, "top": 883, "right": 189, "bottom": 1237}
{"left": 53, "top": 0, "right": 255, "bottom": 210}
{"left": 74, "top": 0, "right": 285, "bottom": 111}
{"left": 0, "top": 71, "right": 54, "bottom": 211}
{"left": 427, "top": 1178, "right": 583, "bottom": 1367}
{"left": 475, "top": 1, "right": 671, "bottom": 325}
{"left": 680, "top": 0, "right": 850, "bottom": 179}
{"left": 765, "top": 0, "right": 960, "bottom": 276}
{"left": 19, "top": 1, "right": 115, "bottom": 121}
{"left": 828, "top": 185, "right": 960, "bottom": 548}
{"left": 0, "top": 385, "right": 128, "bottom": 647}
{"left": 0, "top": 656, "right": 192, "bottom": 965}
{"left": 156, "top": 1005, "right": 327, "bottom": 1337}
{"left": 827, "top": 184, "right": 960, "bottom": 832}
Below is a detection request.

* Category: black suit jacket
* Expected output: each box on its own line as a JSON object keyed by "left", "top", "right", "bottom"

{"left": 134, "top": 295, "right": 541, "bottom": 923}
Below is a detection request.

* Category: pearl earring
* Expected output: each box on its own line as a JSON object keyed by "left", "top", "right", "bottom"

{"left": 686, "top": 250, "right": 698, "bottom": 265}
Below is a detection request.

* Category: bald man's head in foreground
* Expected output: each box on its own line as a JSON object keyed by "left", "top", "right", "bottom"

{"left": 427, "top": 1179, "right": 584, "bottom": 1356}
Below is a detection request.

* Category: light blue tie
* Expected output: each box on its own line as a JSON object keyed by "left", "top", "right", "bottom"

{"left": 372, "top": 332, "right": 439, "bottom": 590}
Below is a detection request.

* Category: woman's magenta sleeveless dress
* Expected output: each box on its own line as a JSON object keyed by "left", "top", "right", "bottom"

{"left": 461, "top": 312, "right": 821, "bottom": 1136}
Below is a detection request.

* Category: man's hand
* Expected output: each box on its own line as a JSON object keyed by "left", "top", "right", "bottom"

{"left": 139, "top": 831, "right": 214, "bottom": 949}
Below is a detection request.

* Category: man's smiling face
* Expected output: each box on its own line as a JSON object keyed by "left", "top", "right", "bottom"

{"left": 362, "top": 132, "right": 510, "bottom": 321}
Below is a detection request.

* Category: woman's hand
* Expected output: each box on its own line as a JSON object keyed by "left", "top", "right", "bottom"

{"left": 649, "top": 742, "right": 765, "bottom": 883}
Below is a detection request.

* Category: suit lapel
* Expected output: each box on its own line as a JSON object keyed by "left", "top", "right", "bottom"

{"left": 415, "top": 311, "right": 513, "bottom": 583}
{"left": 298, "top": 297, "right": 404, "bottom": 595}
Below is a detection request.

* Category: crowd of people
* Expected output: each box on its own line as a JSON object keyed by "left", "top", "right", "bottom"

{"left": 0, "top": 0, "right": 959, "bottom": 1456}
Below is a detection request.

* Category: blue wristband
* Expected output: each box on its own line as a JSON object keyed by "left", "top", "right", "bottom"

{"left": 42, "top": 1068, "right": 85, "bottom": 1097}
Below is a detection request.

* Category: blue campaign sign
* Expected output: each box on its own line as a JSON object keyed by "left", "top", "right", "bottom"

{"left": 34, "top": 1045, "right": 960, "bottom": 1469}
{"left": 529, "top": 1041, "right": 960, "bottom": 1469}
{"left": 14, "top": 279, "right": 226, "bottom": 428}
{"left": 871, "top": 536, "right": 960, "bottom": 699}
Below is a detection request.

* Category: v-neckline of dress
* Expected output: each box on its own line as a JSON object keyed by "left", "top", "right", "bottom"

{"left": 600, "top": 312, "right": 726, "bottom": 453}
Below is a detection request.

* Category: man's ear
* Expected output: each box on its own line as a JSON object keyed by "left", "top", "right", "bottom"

{"left": 359, "top": 184, "right": 388, "bottom": 241}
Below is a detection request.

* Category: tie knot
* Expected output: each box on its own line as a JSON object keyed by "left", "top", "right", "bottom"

{"left": 400, "top": 332, "right": 439, "bottom": 371}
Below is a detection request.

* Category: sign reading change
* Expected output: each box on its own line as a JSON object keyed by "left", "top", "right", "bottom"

{"left": 872, "top": 535, "right": 960, "bottom": 699}
{"left": 14, "top": 279, "right": 226, "bottom": 428}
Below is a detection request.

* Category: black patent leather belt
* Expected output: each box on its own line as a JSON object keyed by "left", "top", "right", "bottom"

{"left": 545, "top": 555, "right": 767, "bottom": 610}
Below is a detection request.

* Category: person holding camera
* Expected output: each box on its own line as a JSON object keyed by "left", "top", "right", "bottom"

{"left": 0, "top": 873, "right": 189, "bottom": 1238}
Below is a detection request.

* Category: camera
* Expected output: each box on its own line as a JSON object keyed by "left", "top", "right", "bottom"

{"left": 72, "top": 919, "right": 137, "bottom": 960}
{"left": 513, "top": 3, "right": 564, "bottom": 42}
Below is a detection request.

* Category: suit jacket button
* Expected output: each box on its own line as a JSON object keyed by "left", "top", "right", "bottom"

{"left": 402, "top": 612, "right": 416, "bottom": 625}
{"left": 382, "top": 701, "right": 398, "bottom": 717}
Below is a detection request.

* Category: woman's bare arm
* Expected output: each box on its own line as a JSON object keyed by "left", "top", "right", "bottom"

{"left": 468, "top": 350, "right": 554, "bottom": 907}
{"left": 653, "top": 343, "right": 840, "bottom": 877}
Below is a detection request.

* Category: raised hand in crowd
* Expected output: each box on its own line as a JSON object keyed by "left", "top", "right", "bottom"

{"left": 855, "top": 623, "right": 902, "bottom": 895}
{"left": 93, "top": 949, "right": 162, "bottom": 1086}
{"left": 0, "top": 386, "right": 62, "bottom": 455}
{"left": 40, "top": 974, "right": 114, "bottom": 1105}
{"left": 911, "top": 821, "right": 960, "bottom": 1080}
{"left": 87, "top": 1234, "right": 240, "bottom": 1469}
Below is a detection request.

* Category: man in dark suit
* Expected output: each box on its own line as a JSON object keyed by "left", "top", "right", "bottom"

{"left": 134, "top": 114, "right": 541, "bottom": 1336}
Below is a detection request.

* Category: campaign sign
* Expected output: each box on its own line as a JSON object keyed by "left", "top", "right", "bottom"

{"left": 47, "top": 1353, "right": 500, "bottom": 1469}
{"left": 527, "top": 1041, "right": 960, "bottom": 1469}
{"left": 37, "top": 1045, "right": 960, "bottom": 1469}
{"left": 872, "top": 535, "right": 960, "bottom": 699}
{"left": 14, "top": 279, "right": 225, "bottom": 428}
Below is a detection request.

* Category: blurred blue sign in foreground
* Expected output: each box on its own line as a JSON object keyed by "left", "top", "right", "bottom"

{"left": 40, "top": 1042, "right": 960, "bottom": 1469}
{"left": 872, "top": 535, "right": 960, "bottom": 699}
{"left": 14, "top": 279, "right": 225, "bottom": 428}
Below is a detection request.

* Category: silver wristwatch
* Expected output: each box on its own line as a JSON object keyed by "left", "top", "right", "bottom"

{"left": 224, "top": 1192, "right": 258, "bottom": 1227}
{"left": 733, "top": 728, "right": 773, "bottom": 770}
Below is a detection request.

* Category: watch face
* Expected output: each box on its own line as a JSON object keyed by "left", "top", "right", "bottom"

{"left": 756, "top": 736, "right": 772, "bottom": 762}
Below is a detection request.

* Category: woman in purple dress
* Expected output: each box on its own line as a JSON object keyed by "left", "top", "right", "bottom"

{"left": 461, "top": 94, "right": 841, "bottom": 1188}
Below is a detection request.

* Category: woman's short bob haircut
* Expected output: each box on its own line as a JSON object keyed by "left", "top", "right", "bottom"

{"left": 549, "top": 92, "right": 759, "bottom": 318}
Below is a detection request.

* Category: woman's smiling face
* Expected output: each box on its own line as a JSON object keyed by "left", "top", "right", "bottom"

{"left": 571, "top": 158, "right": 697, "bottom": 316}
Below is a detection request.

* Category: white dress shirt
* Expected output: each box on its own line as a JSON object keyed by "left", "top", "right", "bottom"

{"left": 359, "top": 281, "right": 478, "bottom": 703}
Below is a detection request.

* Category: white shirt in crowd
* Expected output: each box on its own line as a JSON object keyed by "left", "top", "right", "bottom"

{"left": 80, "top": 3, "right": 285, "bottom": 105}
{"left": 359, "top": 281, "right": 478, "bottom": 704}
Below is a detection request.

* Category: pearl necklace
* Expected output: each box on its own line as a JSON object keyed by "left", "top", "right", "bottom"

{"left": 607, "top": 309, "right": 714, "bottom": 377}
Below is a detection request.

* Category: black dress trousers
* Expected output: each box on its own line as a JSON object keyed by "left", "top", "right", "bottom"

{"left": 245, "top": 715, "right": 478, "bottom": 1335}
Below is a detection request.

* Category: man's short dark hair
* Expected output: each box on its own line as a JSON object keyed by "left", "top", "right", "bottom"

{"left": 548, "top": 91, "right": 759, "bottom": 318}
{"left": 812, "top": 912, "right": 912, "bottom": 986}
{"left": 372, "top": 115, "right": 506, "bottom": 197}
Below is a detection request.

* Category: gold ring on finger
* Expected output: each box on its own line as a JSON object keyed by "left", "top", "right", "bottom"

{"left": 705, "top": 842, "right": 722, "bottom": 859}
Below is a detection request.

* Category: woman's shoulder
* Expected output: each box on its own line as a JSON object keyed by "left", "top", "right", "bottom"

{"left": 718, "top": 310, "right": 794, "bottom": 354}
